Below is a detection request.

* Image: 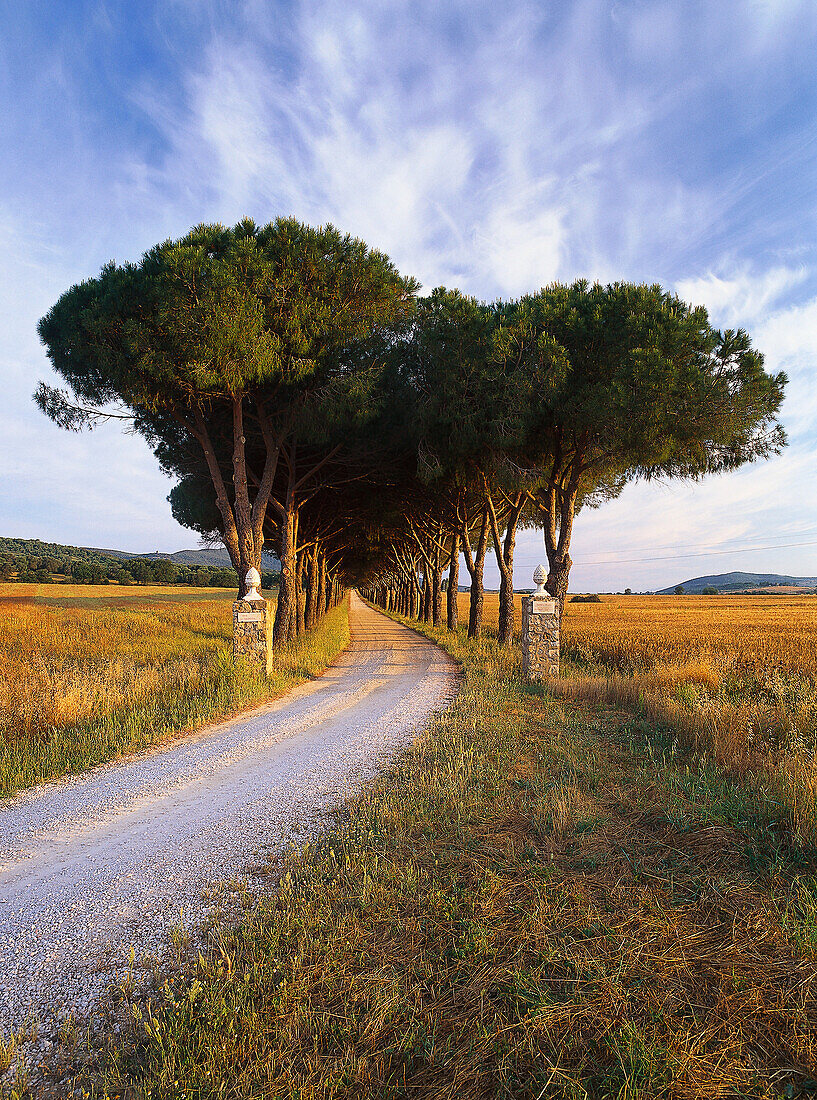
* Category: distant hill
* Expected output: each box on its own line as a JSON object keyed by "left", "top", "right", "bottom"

{"left": 140, "top": 547, "right": 281, "bottom": 570}
{"left": 0, "top": 536, "right": 280, "bottom": 571}
{"left": 657, "top": 571, "right": 817, "bottom": 595}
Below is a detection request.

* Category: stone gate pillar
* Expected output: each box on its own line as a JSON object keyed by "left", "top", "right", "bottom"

{"left": 521, "top": 564, "right": 560, "bottom": 680}
{"left": 232, "top": 567, "right": 272, "bottom": 676}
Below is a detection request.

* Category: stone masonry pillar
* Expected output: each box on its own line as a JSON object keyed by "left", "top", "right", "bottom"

{"left": 232, "top": 567, "right": 272, "bottom": 676}
{"left": 521, "top": 564, "right": 560, "bottom": 680}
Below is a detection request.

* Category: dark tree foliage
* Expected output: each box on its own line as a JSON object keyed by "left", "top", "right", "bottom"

{"left": 492, "top": 281, "right": 786, "bottom": 610}
{"left": 37, "top": 218, "right": 416, "bottom": 640}
{"left": 403, "top": 289, "right": 531, "bottom": 641}
{"left": 35, "top": 220, "right": 786, "bottom": 653}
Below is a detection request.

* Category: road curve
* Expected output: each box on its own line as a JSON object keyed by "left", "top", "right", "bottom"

{"left": 0, "top": 594, "right": 458, "bottom": 1038}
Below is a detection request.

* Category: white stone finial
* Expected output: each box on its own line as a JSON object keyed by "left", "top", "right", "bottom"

{"left": 533, "top": 564, "right": 548, "bottom": 596}
{"left": 243, "top": 567, "right": 263, "bottom": 602}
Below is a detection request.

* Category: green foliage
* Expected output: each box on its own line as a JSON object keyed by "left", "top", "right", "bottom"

{"left": 480, "top": 280, "right": 787, "bottom": 601}
{"left": 496, "top": 280, "right": 786, "bottom": 481}
{"left": 36, "top": 217, "right": 417, "bottom": 464}
{"left": 71, "top": 560, "right": 106, "bottom": 584}
{"left": 151, "top": 559, "right": 177, "bottom": 585}
{"left": 408, "top": 289, "right": 512, "bottom": 480}
{"left": 0, "top": 535, "right": 248, "bottom": 588}
{"left": 125, "top": 559, "right": 153, "bottom": 584}
{"left": 37, "top": 218, "right": 417, "bottom": 618}
{"left": 210, "top": 568, "right": 239, "bottom": 589}
{"left": 34, "top": 229, "right": 786, "bottom": 613}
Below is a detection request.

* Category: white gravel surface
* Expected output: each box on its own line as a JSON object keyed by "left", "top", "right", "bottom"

{"left": 0, "top": 594, "right": 457, "bottom": 1041}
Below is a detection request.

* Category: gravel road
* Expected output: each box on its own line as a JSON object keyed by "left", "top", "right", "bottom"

{"left": 0, "top": 594, "right": 457, "bottom": 1041}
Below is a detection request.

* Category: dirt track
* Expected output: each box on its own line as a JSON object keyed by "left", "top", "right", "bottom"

{"left": 0, "top": 593, "right": 457, "bottom": 1038}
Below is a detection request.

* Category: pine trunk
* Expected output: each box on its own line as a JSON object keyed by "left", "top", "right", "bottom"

{"left": 296, "top": 555, "right": 306, "bottom": 636}
{"left": 318, "top": 555, "right": 327, "bottom": 616}
{"left": 546, "top": 554, "right": 572, "bottom": 617}
{"left": 495, "top": 500, "right": 522, "bottom": 646}
{"left": 431, "top": 553, "right": 443, "bottom": 627}
{"left": 462, "top": 505, "right": 490, "bottom": 639}
{"left": 447, "top": 533, "right": 459, "bottom": 630}
{"left": 498, "top": 571, "right": 513, "bottom": 645}
{"left": 273, "top": 494, "right": 297, "bottom": 648}
{"left": 468, "top": 571, "right": 484, "bottom": 638}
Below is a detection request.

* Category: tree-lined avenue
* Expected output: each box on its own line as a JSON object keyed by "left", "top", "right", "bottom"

{"left": 36, "top": 218, "right": 786, "bottom": 644}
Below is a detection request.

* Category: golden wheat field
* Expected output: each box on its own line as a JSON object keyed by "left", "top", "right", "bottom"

{"left": 464, "top": 590, "right": 817, "bottom": 834}
{"left": 0, "top": 583, "right": 349, "bottom": 797}
{"left": 463, "top": 590, "right": 817, "bottom": 687}
{"left": 560, "top": 593, "right": 817, "bottom": 679}
{"left": 0, "top": 584, "right": 234, "bottom": 741}
{"left": 463, "top": 591, "right": 817, "bottom": 668}
{"left": 6, "top": 583, "right": 817, "bottom": 832}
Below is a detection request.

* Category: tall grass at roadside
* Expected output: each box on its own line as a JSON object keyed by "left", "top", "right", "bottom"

{"left": 466, "top": 592, "right": 817, "bottom": 839}
{"left": 81, "top": 614, "right": 817, "bottom": 1100}
{"left": 0, "top": 585, "right": 349, "bottom": 798}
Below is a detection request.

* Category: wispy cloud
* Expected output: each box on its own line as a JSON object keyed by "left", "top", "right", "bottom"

{"left": 134, "top": 0, "right": 719, "bottom": 293}
{"left": 677, "top": 266, "right": 809, "bottom": 329}
{"left": 1, "top": 0, "right": 816, "bottom": 577}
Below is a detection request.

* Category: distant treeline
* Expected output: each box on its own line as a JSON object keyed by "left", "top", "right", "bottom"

{"left": 0, "top": 541, "right": 278, "bottom": 589}
{"left": 0, "top": 535, "right": 132, "bottom": 562}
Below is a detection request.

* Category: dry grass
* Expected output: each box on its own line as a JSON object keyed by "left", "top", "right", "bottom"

{"left": 60, "top": 614, "right": 817, "bottom": 1100}
{"left": 558, "top": 593, "right": 817, "bottom": 679}
{"left": 463, "top": 592, "right": 817, "bottom": 840}
{"left": 460, "top": 591, "right": 817, "bottom": 680}
{"left": 0, "top": 583, "right": 350, "bottom": 797}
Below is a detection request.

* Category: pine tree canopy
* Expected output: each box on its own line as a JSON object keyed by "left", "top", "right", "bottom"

{"left": 36, "top": 224, "right": 786, "bottom": 643}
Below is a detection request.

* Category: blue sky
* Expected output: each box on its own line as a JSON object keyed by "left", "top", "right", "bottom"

{"left": 2, "top": 0, "right": 816, "bottom": 590}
